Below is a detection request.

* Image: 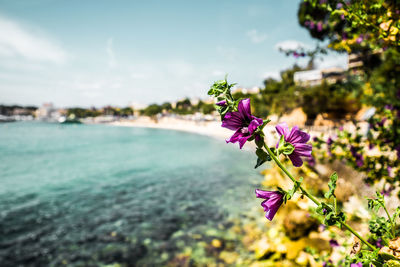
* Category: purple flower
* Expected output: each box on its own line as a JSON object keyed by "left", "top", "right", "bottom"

{"left": 275, "top": 123, "right": 312, "bottom": 167}
{"left": 293, "top": 52, "right": 300, "bottom": 58}
{"left": 376, "top": 238, "right": 383, "bottom": 248}
{"left": 255, "top": 189, "right": 284, "bottom": 221}
{"left": 307, "top": 156, "right": 316, "bottom": 167}
{"left": 216, "top": 100, "right": 227, "bottom": 106}
{"left": 350, "top": 146, "right": 364, "bottom": 167}
{"left": 385, "top": 104, "right": 393, "bottom": 110}
{"left": 336, "top": 3, "right": 343, "bottom": 8}
{"left": 222, "top": 98, "right": 263, "bottom": 149}
{"left": 309, "top": 21, "right": 315, "bottom": 29}
{"left": 329, "top": 239, "right": 340, "bottom": 247}
{"left": 350, "top": 263, "right": 362, "bottom": 267}
{"left": 319, "top": 224, "right": 326, "bottom": 232}
{"left": 368, "top": 143, "right": 375, "bottom": 150}
{"left": 377, "top": 117, "right": 387, "bottom": 127}
{"left": 340, "top": 14, "right": 345, "bottom": 20}
{"left": 356, "top": 35, "right": 364, "bottom": 44}
{"left": 317, "top": 21, "right": 323, "bottom": 32}
{"left": 327, "top": 137, "right": 334, "bottom": 146}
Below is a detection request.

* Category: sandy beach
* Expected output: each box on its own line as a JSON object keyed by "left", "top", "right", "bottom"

{"left": 108, "top": 116, "right": 232, "bottom": 140}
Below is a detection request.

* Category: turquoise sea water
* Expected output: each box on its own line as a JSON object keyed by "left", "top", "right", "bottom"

{"left": 0, "top": 122, "right": 261, "bottom": 266}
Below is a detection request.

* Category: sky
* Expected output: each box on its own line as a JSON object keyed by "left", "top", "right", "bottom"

{"left": 0, "top": 0, "right": 348, "bottom": 108}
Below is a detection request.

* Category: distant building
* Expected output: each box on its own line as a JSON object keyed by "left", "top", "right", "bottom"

{"left": 232, "top": 87, "right": 260, "bottom": 95}
{"left": 294, "top": 70, "right": 323, "bottom": 86}
{"left": 35, "top": 103, "right": 60, "bottom": 121}
{"left": 294, "top": 68, "right": 346, "bottom": 87}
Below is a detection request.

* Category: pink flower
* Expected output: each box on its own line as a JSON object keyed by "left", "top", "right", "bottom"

{"left": 221, "top": 98, "right": 263, "bottom": 149}
{"left": 275, "top": 123, "right": 312, "bottom": 167}
{"left": 255, "top": 189, "right": 284, "bottom": 221}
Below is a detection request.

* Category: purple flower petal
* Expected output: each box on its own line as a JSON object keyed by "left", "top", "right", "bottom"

{"left": 275, "top": 123, "right": 290, "bottom": 138}
{"left": 248, "top": 118, "right": 263, "bottom": 134}
{"left": 286, "top": 126, "right": 300, "bottom": 142}
{"left": 238, "top": 98, "right": 252, "bottom": 121}
{"left": 216, "top": 100, "right": 227, "bottom": 106}
{"left": 289, "top": 153, "right": 303, "bottom": 167}
{"left": 221, "top": 112, "right": 244, "bottom": 130}
{"left": 255, "top": 189, "right": 284, "bottom": 221}
{"left": 226, "top": 129, "right": 243, "bottom": 144}
{"left": 287, "top": 129, "right": 310, "bottom": 144}
{"left": 293, "top": 143, "right": 312, "bottom": 157}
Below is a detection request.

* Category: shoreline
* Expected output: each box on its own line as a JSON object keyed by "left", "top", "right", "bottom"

{"left": 106, "top": 117, "right": 231, "bottom": 139}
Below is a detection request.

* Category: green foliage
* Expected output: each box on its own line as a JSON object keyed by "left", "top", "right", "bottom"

{"left": 369, "top": 217, "right": 391, "bottom": 236}
{"left": 67, "top": 108, "right": 102, "bottom": 118}
{"left": 141, "top": 104, "right": 163, "bottom": 117}
{"left": 324, "top": 172, "right": 338, "bottom": 199}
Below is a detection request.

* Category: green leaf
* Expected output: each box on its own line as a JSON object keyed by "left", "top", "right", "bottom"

{"left": 254, "top": 148, "right": 271, "bottom": 169}
{"left": 324, "top": 172, "right": 338, "bottom": 199}
{"left": 287, "top": 177, "right": 303, "bottom": 200}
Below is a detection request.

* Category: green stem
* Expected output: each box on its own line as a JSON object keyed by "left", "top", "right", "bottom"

{"left": 262, "top": 141, "right": 377, "bottom": 250}
{"left": 342, "top": 222, "right": 377, "bottom": 251}
{"left": 263, "top": 143, "right": 320, "bottom": 206}
{"left": 383, "top": 205, "right": 396, "bottom": 238}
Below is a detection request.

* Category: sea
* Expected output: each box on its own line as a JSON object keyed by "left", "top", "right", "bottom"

{"left": 0, "top": 122, "right": 262, "bottom": 266}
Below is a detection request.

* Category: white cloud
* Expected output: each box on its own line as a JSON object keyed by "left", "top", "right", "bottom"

{"left": 275, "top": 40, "right": 309, "bottom": 51}
{"left": 246, "top": 29, "right": 267, "bottom": 44}
{"left": 106, "top": 37, "right": 117, "bottom": 68}
{"left": 0, "top": 15, "right": 67, "bottom": 63}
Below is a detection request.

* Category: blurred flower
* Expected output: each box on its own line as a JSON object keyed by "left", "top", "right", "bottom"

{"left": 329, "top": 239, "right": 340, "bottom": 247}
{"left": 306, "top": 156, "right": 315, "bottom": 167}
{"left": 317, "top": 21, "right": 323, "bottom": 32}
{"left": 376, "top": 238, "right": 383, "bottom": 248}
{"left": 293, "top": 51, "right": 299, "bottom": 58}
{"left": 336, "top": 3, "right": 343, "bottom": 8}
{"left": 377, "top": 117, "right": 387, "bottom": 127}
{"left": 350, "top": 146, "right": 364, "bottom": 167}
{"left": 309, "top": 21, "right": 315, "bottom": 29}
{"left": 350, "top": 263, "right": 362, "bottom": 267}
{"left": 222, "top": 98, "right": 263, "bottom": 149}
{"left": 276, "top": 123, "right": 312, "bottom": 167}
{"left": 385, "top": 104, "right": 393, "bottom": 110}
{"left": 255, "top": 189, "right": 284, "bottom": 221}
{"left": 340, "top": 14, "right": 345, "bottom": 20}
{"left": 356, "top": 34, "right": 364, "bottom": 44}
{"left": 216, "top": 100, "right": 227, "bottom": 106}
{"left": 388, "top": 167, "right": 394, "bottom": 178}
{"left": 368, "top": 143, "right": 375, "bottom": 150}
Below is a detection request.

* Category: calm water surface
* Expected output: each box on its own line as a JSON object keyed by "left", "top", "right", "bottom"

{"left": 0, "top": 122, "right": 261, "bottom": 266}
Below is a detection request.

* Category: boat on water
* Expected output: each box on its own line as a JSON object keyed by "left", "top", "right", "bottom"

{"left": 58, "top": 115, "right": 82, "bottom": 124}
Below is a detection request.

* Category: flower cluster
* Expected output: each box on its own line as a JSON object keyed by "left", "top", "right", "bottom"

{"left": 207, "top": 77, "right": 400, "bottom": 266}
